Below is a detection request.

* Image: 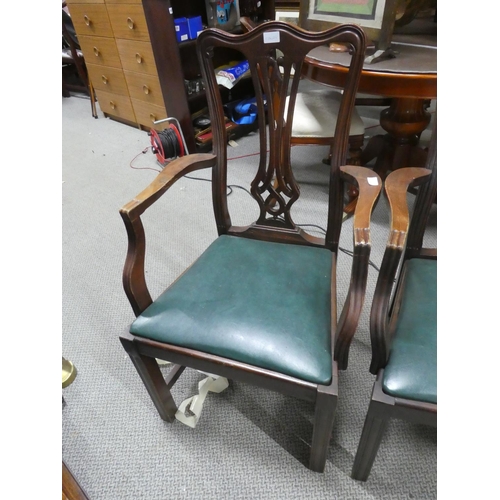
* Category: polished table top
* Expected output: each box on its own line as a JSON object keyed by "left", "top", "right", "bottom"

{"left": 303, "top": 35, "right": 437, "bottom": 99}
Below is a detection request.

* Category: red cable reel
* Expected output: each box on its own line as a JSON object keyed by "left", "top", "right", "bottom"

{"left": 149, "top": 118, "right": 188, "bottom": 167}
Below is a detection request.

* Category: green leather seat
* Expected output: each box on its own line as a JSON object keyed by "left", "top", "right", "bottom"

{"left": 382, "top": 258, "right": 437, "bottom": 404}
{"left": 130, "top": 235, "right": 333, "bottom": 385}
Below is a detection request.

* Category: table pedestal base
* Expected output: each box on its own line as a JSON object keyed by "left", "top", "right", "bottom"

{"left": 361, "top": 98, "right": 432, "bottom": 178}
{"left": 342, "top": 98, "right": 432, "bottom": 215}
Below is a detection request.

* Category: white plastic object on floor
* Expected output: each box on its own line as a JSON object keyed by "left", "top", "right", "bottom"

{"left": 175, "top": 375, "right": 229, "bottom": 428}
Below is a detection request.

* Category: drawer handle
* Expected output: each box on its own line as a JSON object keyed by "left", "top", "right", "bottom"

{"left": 143, "top": 85, "right": 150, "bottom": 95}
{"left": 102, "top": 75, "right": 109, "bottom": 85}
{"left": 149, "top": 113, "right": 156, "bottom": 122}
{"left": 110, "top": 101, "right": 116, "bottom": 110}
{"left": 93, "top": 47, "right": 100, "bottom": 57}
{"left": 83, "top": 14, "right": 91, "bottom": 26}
{"left": 127, "top": 17, "right": 135, "bottom": 29}
{"left": 135, "top": 53, "right": 143, "bottom": 64}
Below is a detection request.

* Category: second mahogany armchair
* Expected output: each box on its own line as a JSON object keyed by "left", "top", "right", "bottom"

{"left": 351, "top": 122, "right": 437, "bottom": 481}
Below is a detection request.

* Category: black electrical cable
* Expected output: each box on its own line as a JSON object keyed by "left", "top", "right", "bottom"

{"left": 183, "top": 174, "right": 236, "bottom": 197}
{"left": 183, "top": 174, "right": 254, "bottom": 198}
{"left": 295, "top": 223, "right": 380, "bottom": 272}
{"left": 156, "top": 128, "right": 179, "bottom": 159}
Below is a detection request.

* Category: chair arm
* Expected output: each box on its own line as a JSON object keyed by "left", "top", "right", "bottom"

{"left": 120, "top": 154, "right": 216, "bottom": 316}
{"left": 334, "top": 165, "right": 381, "bottom": 370}
{"left": 369, "top": 167, "right": 432, "bottom": 374}
{"left": 120, "top": 154, "right": 216, "bottom": 219}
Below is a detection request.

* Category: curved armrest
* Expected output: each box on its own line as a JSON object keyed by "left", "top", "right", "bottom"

{"left": 334, "top": 165, "right": 382, "bottom": 370}
{"left": 385, "top": 167, "right": 432, "bottom": 245}
{"left": 121, "top": 154, "right": 216, "bottom": 219}
{"left": 369, "top": 167, "right": 432, "bottom": 374}
{"left": 120, "top": 154, "right": 216, "bottom": 316}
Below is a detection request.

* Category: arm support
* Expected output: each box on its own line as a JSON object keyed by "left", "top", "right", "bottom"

{"left": 120, "top": 154, "right": 216, "bottom": 316}
{"left": 369, "top": 167, "right": 431, "bottom": 374}
{"left": 334, "top": 165, "right": 382, "bottom": 370}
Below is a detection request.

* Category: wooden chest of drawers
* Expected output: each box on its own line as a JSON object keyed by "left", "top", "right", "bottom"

{"left": 66, "top": 0, "right": 169, "bottom": 131}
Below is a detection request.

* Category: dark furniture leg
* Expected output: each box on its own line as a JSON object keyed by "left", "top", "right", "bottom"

{"left": 323, "top": 134, "right": 365, "bottom": 167}
{"left": 361, "top": 98, "right": 431, "bottom": 178}
{"left": 120, "top": 336, "right": 178, "bottom": 422}
{"left": 351, "top": 399, "right": 389, "bottom": 481}
{"left": 309, "top": 384, "right": 337, "bottom": 472}
{"left": 322, "top": 134, "right": 365, "bottom": 214}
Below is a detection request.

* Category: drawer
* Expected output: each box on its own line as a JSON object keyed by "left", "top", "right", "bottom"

{"left": 131, "top": 99, "right": 169, "bottom": 130}
{"left": 116, "top": 39, "right": 158, "bottom": 76}
{"left": 96, "top": 89, "right": 136, "bottom": 122}
{"left": 78, "top": 35, "right": 122, "bottom": 68}
{"left": 68, "top": 4, "right": 114, "bottom": 38}
{"left": 87, "top": 63, "right": 130, "bottom": 96}
{"left": 124, "top": 70, "right": 164, "bottom": 106}
{"left": 107, "top": 4, "right": 150, "bottom": 41}
{"left": 105, "top": 0, "right": 142, "bottom": 3}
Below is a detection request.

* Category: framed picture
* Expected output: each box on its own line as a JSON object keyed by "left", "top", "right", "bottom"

{"left": 275, "top": 9, "right": 300, "bottom": 26}
{"left": 298, "top": 0, "right": 400, "bottom": 51}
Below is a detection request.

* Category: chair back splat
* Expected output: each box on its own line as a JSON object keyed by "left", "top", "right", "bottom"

{"left": 196, "top": 22, "right": 366, "bottom": 250}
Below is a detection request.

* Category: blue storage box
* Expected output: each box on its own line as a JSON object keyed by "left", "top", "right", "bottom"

{"left": 187, "top": 16, "right": 203, "bottom": 40}
{"left": 174, "top": 17, "right": 189, "bottom": 43}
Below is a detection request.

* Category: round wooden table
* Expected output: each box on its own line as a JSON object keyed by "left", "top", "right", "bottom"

{"left": 302, "top": 36, "right": 437, "bottom": 178}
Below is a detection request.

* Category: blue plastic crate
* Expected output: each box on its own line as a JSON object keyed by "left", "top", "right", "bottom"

{"left": 187, "top": 16, "right": 203, "bottom": 40}
{"left": 174, "top": 17, "right": 189, "bottom": 43}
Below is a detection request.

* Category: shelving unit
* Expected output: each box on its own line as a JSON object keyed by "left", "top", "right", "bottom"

{"left": 143, "top": 0, "right": 276, "bottom": 152}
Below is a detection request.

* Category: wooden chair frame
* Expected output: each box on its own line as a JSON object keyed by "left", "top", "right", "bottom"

{"left": 352, "top": 121, "right": 437, "bottom": 481}
{"left": 119, "top": 22, "right": 381, "bottom": 473}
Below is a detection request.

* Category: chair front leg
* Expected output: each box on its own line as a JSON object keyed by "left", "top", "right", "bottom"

{"left": 309, "top": 383, "right": 338, "bottom": 472}
{"left": 351, "top": 397, "right": 389, "bottom": 481}
{"left": 120, "top": 336, "right": 178, "bottom": 422}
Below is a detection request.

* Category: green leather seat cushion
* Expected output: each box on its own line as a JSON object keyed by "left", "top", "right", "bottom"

{"left": 130, "top": 235, "right": 333, "bottom": 385}
{"left": 382, "top": 258, "right": 437, "bottom": 404}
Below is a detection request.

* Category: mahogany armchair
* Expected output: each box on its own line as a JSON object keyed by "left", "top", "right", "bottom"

{"left": 119, "top": 22, "right": 382, "bottom": 473}
{"left": 351, "top": 122, "right": 437, "bottom": 481}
